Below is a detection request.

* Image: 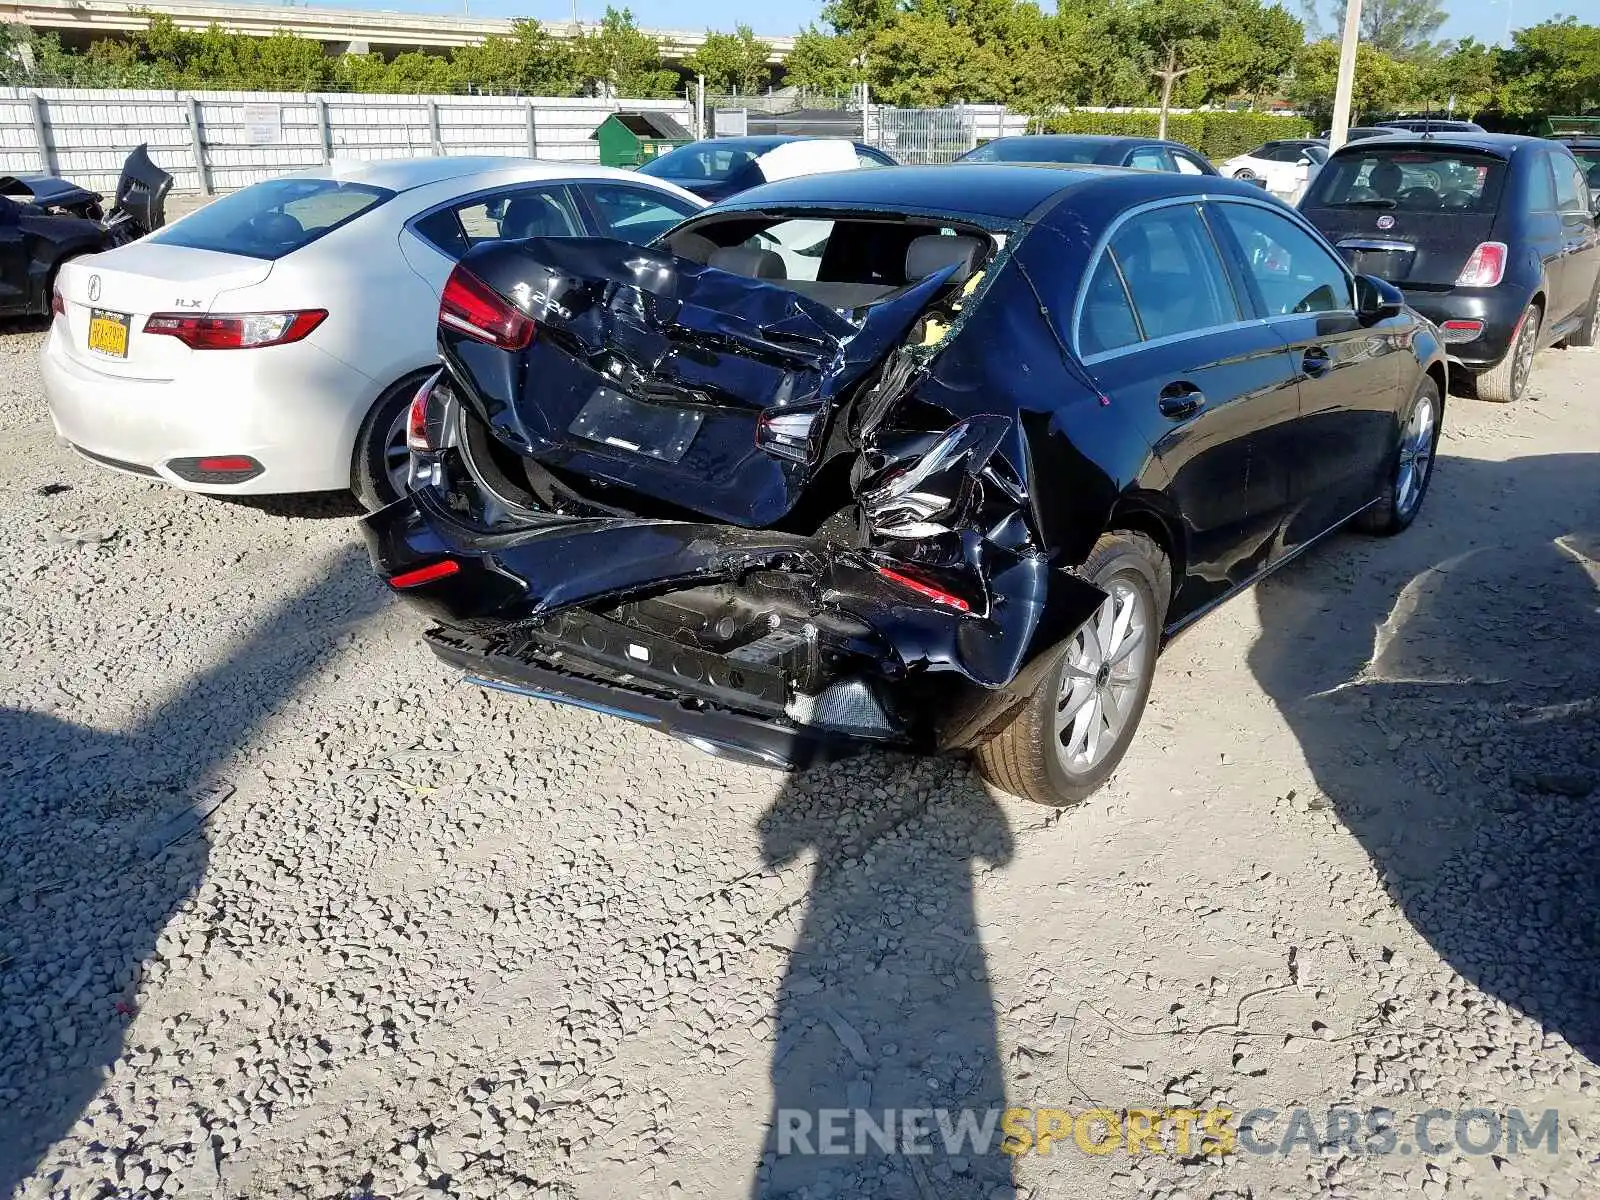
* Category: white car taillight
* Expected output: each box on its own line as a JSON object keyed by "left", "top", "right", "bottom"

{"left": 1455, "top": 242, "right": 1508, "bottom": 288}
{"left": 143, "top": 310, "right": 327, "bottom": 349}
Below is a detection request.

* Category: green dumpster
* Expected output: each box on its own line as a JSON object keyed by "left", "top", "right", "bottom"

{"left": 592, "top": 111, "right": 694, "bottom": 168}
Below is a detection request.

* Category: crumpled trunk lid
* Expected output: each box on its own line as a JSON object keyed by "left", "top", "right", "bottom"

{"left": 440, "top": 236, "right": 953, "bottom": 527}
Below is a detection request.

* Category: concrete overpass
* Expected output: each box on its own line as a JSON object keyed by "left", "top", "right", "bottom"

{"left": 0, "top": 0, "right": 796, "bottom": 63}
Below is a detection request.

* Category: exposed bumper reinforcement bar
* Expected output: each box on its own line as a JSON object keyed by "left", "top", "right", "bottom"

{"left": 424, "top": 626, "right": 884, "bottom": 772}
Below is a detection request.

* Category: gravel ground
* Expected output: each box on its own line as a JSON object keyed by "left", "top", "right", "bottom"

{"left": 1, "top": 325, "right": 1597, "bottom": 1200}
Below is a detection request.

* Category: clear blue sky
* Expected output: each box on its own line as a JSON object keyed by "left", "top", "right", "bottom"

{"left": 256, "top": 0, "right": 1582, "bottom": 47}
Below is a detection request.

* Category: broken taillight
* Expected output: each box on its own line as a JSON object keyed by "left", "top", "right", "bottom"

{"left": 859, "top": 416, "right": 1011, "bottom": 540}
{"left": 756, "top": 405, "right": 825, "bottom": 464}
{"left": 439, "top": 266, "right": 535, "bottom": 350}
{"left": 1455, "top": 242, "right": 1507, "bottom": 288}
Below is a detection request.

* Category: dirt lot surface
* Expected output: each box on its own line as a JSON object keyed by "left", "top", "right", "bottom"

{"left": 1, "top": 327, "right": 1596, "bottom": 1200}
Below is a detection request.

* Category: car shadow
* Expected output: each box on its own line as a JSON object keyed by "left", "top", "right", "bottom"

{"left": 0, "top": 543, "right": 388, "bottom": 1194}
{"left": 751, "top": 754, "right": 1018, "bottom": 1199}
{"left": 1248, "top": 450, "right": 1600, "bottom": 1065}
{"left": 212, "top": 491, "right": 365, "bottom": 520}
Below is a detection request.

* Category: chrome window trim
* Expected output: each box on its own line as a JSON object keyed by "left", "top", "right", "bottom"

{"left": 1336, "top": 238, "right": 1416, "bottom": 253}
{"left": 1070, "top": 193, "right": 1343, "bottom": 358}
{"left": 1070, "top": 193, "right": 1359, "bottom": 366}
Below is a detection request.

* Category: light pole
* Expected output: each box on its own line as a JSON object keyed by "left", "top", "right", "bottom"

{"left": 1328, "top": 0, "right": 1363, "bottom": 152}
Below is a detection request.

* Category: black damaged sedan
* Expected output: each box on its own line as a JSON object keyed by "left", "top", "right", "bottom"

{"left": 365, "top": 165, "right": 1446, "bottom": 806}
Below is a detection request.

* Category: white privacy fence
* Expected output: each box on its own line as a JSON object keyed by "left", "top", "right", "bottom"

{"left": 0, "top": 88, "right": 695, "bottom": 194}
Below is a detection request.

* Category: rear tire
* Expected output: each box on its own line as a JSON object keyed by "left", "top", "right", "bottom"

{"left": 974, "top": 531, "right": 1169, "bottom": 807}
{"left": 1473, "top": 301, "right": 1540, "bottom": 403}
{"left": 1567, "top": 279, "right": 1600, "bottom": 349}
{"left": 1356, "top": 376, "right": 1441, "bottom": 536}
{"left": 1232, "top": 167, "right": 1257, "bottom": 180}
{"left": 352, "top": 371, "right": 431, "bottom": 512}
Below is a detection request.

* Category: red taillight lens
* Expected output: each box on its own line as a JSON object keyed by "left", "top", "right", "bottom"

{"left": 51, "top": 285, "right": 63, "bottom": 317}
{"left": 439, "top": 266, "right": 535, "bottom": 350}
{"left": 143, "top": 310, "right": 327, "bottom": 350}
{"left": 390, "top": 560, "right": 461, "bottom": 589}
{"left": 407, "top": 377, "right": 433, "bottom": 454}
{"left": 1455, "top": 242, "right": 1507, "bottom": 288}
{"left": 876, "top": 565, "right": 972, "bottom": 613}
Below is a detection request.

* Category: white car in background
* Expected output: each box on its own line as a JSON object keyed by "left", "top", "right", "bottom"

{"left": 1218, "top": 139, "right": 1329, "bottom": 201}
{"left": 42, "top": 157, "right": 704, "bottom": 508}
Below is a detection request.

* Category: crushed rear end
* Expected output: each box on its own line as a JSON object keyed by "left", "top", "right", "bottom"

{"left": 364, "top": 219, "right": 1104, "bottom": 768}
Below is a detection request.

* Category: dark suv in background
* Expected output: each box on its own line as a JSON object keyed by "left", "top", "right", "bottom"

{"left": 1300, "top": 133, "right": 1600, "bottom": 402}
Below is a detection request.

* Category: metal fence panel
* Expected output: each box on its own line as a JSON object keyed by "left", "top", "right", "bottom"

{"left": 0, "top": 88, "right": 694, "bottom": 194}
{"left": 865, "top": 106, "right": 980, "bottom": 165}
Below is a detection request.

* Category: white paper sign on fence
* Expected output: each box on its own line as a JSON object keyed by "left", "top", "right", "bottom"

{"left": 243, "top": 103, "right": 282, "bottom": 145}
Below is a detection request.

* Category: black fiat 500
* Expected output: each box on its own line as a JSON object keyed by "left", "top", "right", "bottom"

{"left": 368, "top": 166, "right": 1446, "bottom": 807}
{"left": 1300, "top": 133, "right": 1600, "bottom": 402}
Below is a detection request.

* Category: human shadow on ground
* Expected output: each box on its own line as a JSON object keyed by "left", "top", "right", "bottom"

{"left": 751, "top": 754, "right": 1018, "bottom": 1199}
{"left": 1248, "top": 450, "right": 1600, "bottom": 1065}
{"left": 0, "top": 542, "right": 387, "bottom": 1193}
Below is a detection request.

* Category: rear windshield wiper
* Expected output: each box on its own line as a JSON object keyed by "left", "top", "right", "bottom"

{"left": 1329, "top": 198, "right": 1398, "bottom": 208}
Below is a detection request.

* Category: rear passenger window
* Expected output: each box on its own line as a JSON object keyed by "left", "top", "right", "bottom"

{"left": 1129, "top": 148, "right": 1171, "bottom": 172}
{"left": 1528, "top": 157, "right": 1557, "bottom": 212}
{"left": 1215, "top": 203, "right": 1352, "bottom": 316}
{"left": 1554, "top": 157, "right": 1588, "bottom": 214}
{"left": 1078, "top": 254, "right": 1141, "bottom": 357}
{"left": 1107, "top": 205, "right": 1240, "bottom": 340}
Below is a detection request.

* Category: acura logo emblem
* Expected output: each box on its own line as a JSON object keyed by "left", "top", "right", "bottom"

{"left": 87, "top": 274, "right": 101, "bottom": 302}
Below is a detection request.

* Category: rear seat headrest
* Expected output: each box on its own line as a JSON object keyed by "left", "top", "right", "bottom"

{"left": 708, "top": 245, "right": 787, "bottom": 280}
{"left": 905, "top": 234, "right": 984, "bottom": 284}
{"left": 665, "top": 231, "right": 718, "bottom": 263}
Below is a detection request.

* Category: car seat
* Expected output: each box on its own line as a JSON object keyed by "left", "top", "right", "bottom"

{"left": 500, "top": 194, "right": 576, "bottom": 240}
{"left": 707, "top": 245, "right": 786, "bottom": 279}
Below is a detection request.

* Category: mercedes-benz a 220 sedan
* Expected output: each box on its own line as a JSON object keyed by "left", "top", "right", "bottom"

{"left": 367, "top": 165, "right": 1447, "bottom": 807}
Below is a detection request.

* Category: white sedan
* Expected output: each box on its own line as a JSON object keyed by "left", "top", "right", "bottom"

{"left": 1218, "top": 139, "right": 1328, "bottom": 201}
{"left": 43, "top": 157, "right": 704, "bottom": 508}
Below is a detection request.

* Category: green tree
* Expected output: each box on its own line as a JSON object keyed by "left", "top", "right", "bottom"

{"left": 785, "top": 25, "right": 861, "bottom": 96}
{"left": 577, "top": 7, "right": 679, "bottom": 98}
{"left": 1125, "top": 0, "right": 1226, "bottom": 137}
{"left": 1415, "top": 36, "right": 1500, "bottom": 115}
{"left": 449, "top": 20, "right": 579, "bottom": 95}
{"left": 1193, "top": 0, "right": 1303, "bottom": 107}
{"left": 1287, "top": 37, "right": 1421, "bottom": 124}
{"left": 684, "top": 24, "right": 772, "bottom": 94}
{"left": 1316, "top": 0, "right": 1447, "bottom": 55}
{"left": 1497, "top": 18, "right": 1600, "bottom": 115}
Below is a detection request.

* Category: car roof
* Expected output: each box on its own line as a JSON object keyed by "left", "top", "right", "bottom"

{"left": 708, "top": 162, "right": 1271, "bottom": 224}
{"left": 302, "top": 156, "right": 643, "bottom": 192}
{"left": 1329, "top": 131, "right": 1550, "bottom": 159}
{"left": 979, "top": 135, "right": 1149, "bottom": 151}
{"left": 677, "top": 135, "right": 849, "bottom": 153}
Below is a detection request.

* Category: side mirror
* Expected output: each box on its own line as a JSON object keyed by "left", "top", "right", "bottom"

{"left": 1355, "top": 273, "right": 1403, "bottom": 321}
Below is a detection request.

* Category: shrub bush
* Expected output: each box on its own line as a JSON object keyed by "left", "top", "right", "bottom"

{"left": 1040, "top": 110, "right": 1314, "bottom": 162}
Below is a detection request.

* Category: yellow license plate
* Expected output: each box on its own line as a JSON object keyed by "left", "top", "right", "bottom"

{"left": 87, "top": 310, "right": 130, "bottom": 358}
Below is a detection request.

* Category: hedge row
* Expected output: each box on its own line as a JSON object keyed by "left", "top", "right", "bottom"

{"left": 1040, "top": 111, "right": 1315, "bottom": 161}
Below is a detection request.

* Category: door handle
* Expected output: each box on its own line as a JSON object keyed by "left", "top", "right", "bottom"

{"left": 1302, "top": 346, "right": 1332, "bottom": 378}
{"left": 1157, "top": 382, "right": 1205, "bottom": 420}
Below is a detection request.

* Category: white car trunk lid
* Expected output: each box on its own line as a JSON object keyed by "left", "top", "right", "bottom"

{"left": 56, "top": 246, "right": 273, "bottom": 380}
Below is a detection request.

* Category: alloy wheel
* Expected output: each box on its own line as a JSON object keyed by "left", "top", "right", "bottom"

{"left": 1394, "top": 392, "right": 1435, "bottom": 518}
{"left": 1053, "top": 578, "right": 1149, "bottom": 774}
{"left": 1510, "top": 311, "right": 1538, "bottom": 400}
{"left": 382, "top": 407, "right": 412, "bottom": 499}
